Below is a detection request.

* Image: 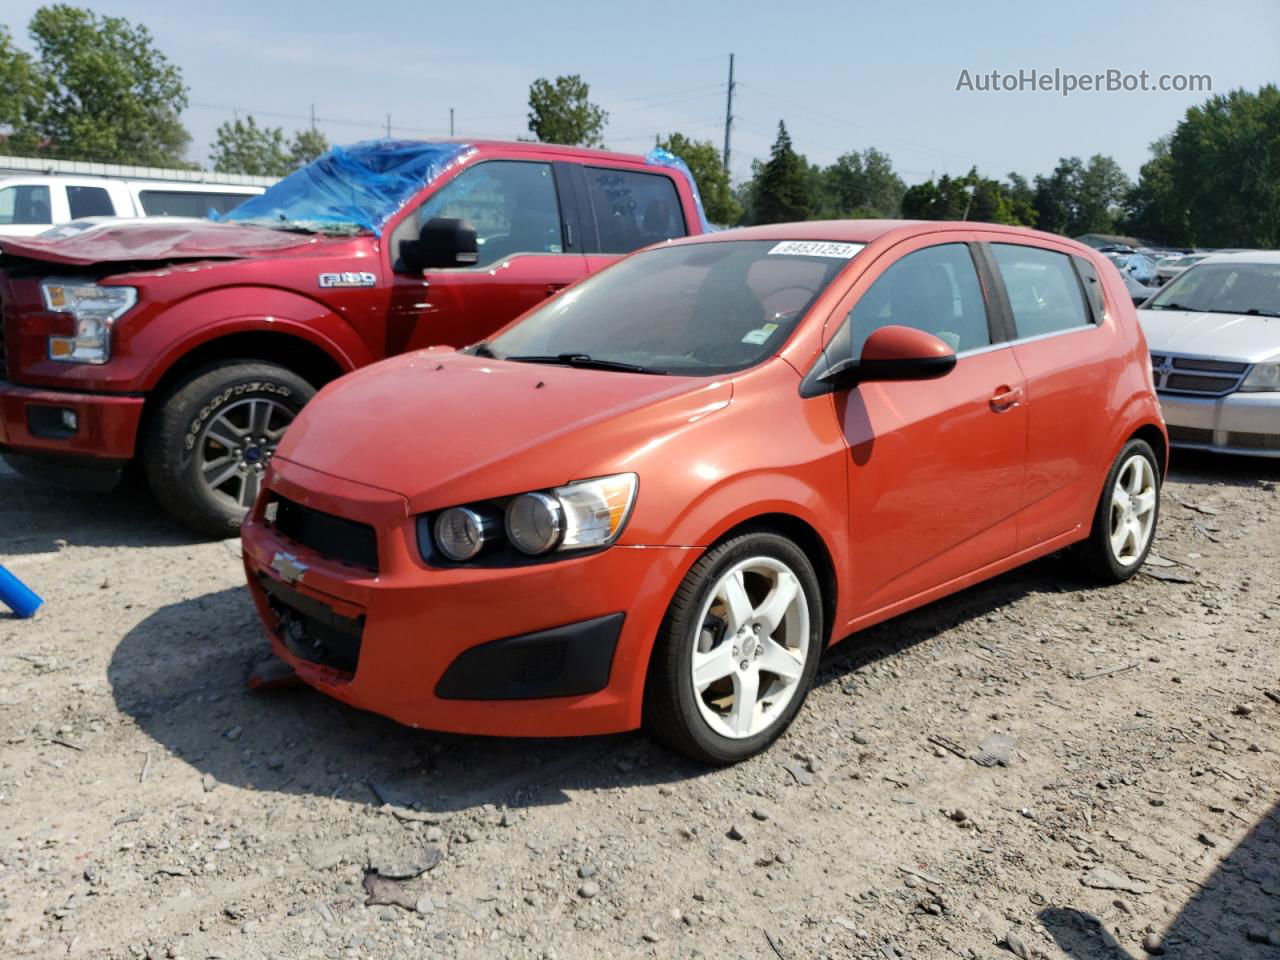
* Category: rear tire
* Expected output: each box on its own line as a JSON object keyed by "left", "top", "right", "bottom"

{"left": 143, "top": 361, "right": 314, "bottom": 538}
{"left": 644, "top": 530, "right": 824, "bottom": 765}
{"left": 1074, "top": 438, "right": 1160, "bottom": 583}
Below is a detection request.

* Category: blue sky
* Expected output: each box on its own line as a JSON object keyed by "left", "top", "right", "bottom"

{"left": 4, "top": 0, "right": 1277, "bottom": 185}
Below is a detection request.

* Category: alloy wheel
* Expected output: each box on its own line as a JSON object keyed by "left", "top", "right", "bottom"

{"left": 198, "top": 397, "right": 294, "bottom": 509}
{"left": 690, "top": 556, "right": 810, "bottom": 739}
{"left": 1109, "top": 453, "right": 1158, "bottom": 566}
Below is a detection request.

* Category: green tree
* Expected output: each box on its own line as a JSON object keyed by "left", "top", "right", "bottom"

{"left": 24, "top": 5, "right": 190, "bottom": 165}
{"left": 818, "top": 148, "right": 905, "bottom": 218}
{"left": 210, "top": 115, "right": 290, "bottom": 176}
{"left": 527, "top": 74, "right": 607, "bottom": 147}
{"left": 289, "top": 128, "right": 329, "bottom": 170}
{"left": 1032, "top": 155, "right": 1130, "bottom": 235}
{"left": 657, "top": 132, "right": 740, "bottom": 225}
{"left": 901, "top": 168, "right": 1035, "bottom": 226}
{"left": 1120, "top": 137, "right": 1185, "bottom": 245}
{"left": 0, "top": 25, "right": 43, "bottom": 155}
{"left": 1161, "top": 85, "right": 1280, "bottom": 248}
{"left": 751, "top": 121, "right": 813, "bottom": 224}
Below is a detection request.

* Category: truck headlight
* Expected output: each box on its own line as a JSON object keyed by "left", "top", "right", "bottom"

{"left": 1240, "top": 362, "right": 1280, "bottom": 393}
{"left": 41, "top": 280, "right": 137, "bottom": 364}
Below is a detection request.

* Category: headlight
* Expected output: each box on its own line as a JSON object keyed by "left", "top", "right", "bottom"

{"left": 1240, "top": 362, "right": 1280, "bottom": 393}
{"left": 41, "top": 280, "right": 137, "bottom": 364}
{"left": 433, "top": 506, "right": 498, "bottom": 561}
{"left": 506, "top": 492, "right": 564, "bottom": 555}
{"left": 422, "top": 473, "right": 638, "bottom": 563}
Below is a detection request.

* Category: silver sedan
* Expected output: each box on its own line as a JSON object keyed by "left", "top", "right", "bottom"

{"left": 1139, "top": 252, "right": 1280, "bottom": 457}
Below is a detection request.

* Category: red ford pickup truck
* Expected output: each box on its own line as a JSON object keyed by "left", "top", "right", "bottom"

{"left": 0, "top": 139, "right": 707, "bottom": 534}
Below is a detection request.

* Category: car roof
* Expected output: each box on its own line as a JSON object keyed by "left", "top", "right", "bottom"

{"left": 439, "top": 139, "right": 656, "bottom": 165}
{"left": 1197, "top": 250, "right": 1278, "bottom": 264}
{"left": 665, "top": 219, "right": 1087, "bottom": 247}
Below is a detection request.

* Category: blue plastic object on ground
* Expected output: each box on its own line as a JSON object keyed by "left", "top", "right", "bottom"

{"left": 0, "top": 565, "right": 42, "bottom": 618}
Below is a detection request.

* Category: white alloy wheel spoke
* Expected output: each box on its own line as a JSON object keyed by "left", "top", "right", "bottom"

{"left": 754, "top": 571, "right": 800, "bottom": 635}
{"left": 730, "top": 668, "right": 760, "bottom": 736}
{"left": 692, "top": 642, "right": 737, "bottom": 692}
{"left": 1133, "top": 489, "right": 1157, "bottom": 517}
{"left": 1112, "top": 486, "right": 1132, "bottom": 511}
{"left": 718, "top": 570, "right": 754, "bottom": 634}
{"left": 756, "top": 636, "right": 803, "bottom": 683}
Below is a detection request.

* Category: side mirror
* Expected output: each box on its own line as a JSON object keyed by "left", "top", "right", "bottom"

{"left": 399, "top": 217, "right": 478, "bottom": 272}
{"left": 820, "top": 324, "right": 956, "bottom": 388}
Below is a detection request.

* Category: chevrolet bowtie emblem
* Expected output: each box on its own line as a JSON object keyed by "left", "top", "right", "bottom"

{"left": 271, "top": 551, "right": 308, "bottom": 584}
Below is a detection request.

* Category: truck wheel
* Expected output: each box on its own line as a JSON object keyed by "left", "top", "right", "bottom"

{"left": 144, "top": 362, "right": 315, "bottom": 537}
{"left": 644, "top": 530, "right": 824, "bottom": 765}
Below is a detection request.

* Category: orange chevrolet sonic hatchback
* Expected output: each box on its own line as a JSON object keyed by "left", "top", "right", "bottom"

{"left": 241, "top": 221, "right": 1166, "bottom": 763}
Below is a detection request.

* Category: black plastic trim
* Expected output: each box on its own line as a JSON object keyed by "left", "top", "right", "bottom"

{"left": 257, "top": 573, "right": 364, "bottom": 675}
{"left": 971, "top": 243, "right": 1017, "bottom": 344}
{"left": 435, "top": 613, "right": 624, "bottom": 700}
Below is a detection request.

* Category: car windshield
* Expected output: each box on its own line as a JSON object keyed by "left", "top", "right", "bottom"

{"left": 485, "top": 239, "right": 859, "bottom": 375}
{"left": 1146, "top": 261, "right": 1280, "bottom": 316}
{"left": 223, "top": 139, "right": 473, "bottom": 236}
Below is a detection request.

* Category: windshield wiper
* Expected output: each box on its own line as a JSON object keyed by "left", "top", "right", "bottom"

{"left": 504, "top": 353, "right": 667, "bottom": 375}
{"left": 467, "top": 341, "right": 496, "bottom": 358}
{"left": 1244, "top": 308, "right": 1280, "bottom": 318}
{"left": 1148, "top": 302, "right": 1195, "bottom": 311}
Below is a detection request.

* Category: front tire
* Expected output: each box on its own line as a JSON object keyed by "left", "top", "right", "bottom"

{"left": 644, "top": 531, "right": 824, "bottom": 765}
{"left": 1075, "top": 438, "right": 1161, "bottom": 583}
{"left": 143, "top": 361, "right": 315, "bottom": 538}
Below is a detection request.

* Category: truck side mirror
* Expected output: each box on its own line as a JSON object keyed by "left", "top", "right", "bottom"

{"left": 400, "top": 218, "right": 479, "bottom": 272}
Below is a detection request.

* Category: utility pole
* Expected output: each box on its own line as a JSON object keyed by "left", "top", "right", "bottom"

{"left": 722, "top": 53, "right": 735, "bottom": 174}
{"left": 449, "top": 108, "right": 455, "bottom": 137}
{"left": 386, "top": 114, "right": 391, "bottom": 137}
{"left": 310, "top": 104, "right": 316, "bottom": 132}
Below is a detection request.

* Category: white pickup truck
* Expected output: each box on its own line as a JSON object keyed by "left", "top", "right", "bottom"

{"left": 0, "top": 173, "right": 270, "bottom": 237}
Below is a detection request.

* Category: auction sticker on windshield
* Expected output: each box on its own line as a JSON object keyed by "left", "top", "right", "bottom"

{"left": 768, "top": 241, "right": 865, "bottom": 258}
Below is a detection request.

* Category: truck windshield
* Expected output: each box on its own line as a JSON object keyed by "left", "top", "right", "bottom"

{"left": 223, "top": 140, "right": 474, "bottom": 236}
{"left": 485, "top": 240, "right": 860, "bottom": 376}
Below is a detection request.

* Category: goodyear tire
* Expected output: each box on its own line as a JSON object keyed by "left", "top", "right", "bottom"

{"left": 143, "top": 361, "right": 314, "bottom": 538}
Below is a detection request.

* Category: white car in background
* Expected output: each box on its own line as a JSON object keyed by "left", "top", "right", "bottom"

{"left": 1155, "top": 252, "right": 1211, "bottom": 284}
{"left": 1139, "top": 252, "right": 1280, "bottom": 457}
{"left": 0, "top": 175, "right": 266, "bottom": 237}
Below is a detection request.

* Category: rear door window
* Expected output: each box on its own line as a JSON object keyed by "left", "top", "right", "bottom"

{"left": 584, "top": 168, "right": 686, "bottom": 253}
{"left": 991, "top": 243, "right": 1092, "bottom": 339}
{"left": 139, "top": 190, "right": 255, "bottom": 216}
{"left": 0, "top": 184, "right": 52, "bottom": 225}
{"left": 67, "top": 185, "right": 116, "bottom": 218}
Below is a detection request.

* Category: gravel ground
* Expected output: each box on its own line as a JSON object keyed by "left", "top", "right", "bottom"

{"left": 1, "top": 452, "right": 1277, "bottom": 960}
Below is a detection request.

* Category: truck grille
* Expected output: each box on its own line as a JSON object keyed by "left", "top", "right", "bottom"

{"left": 268, "top": 495, "right": 379, "bottom": 572}
{"left": 1150, "top": 354, "right": 1249, "bottom": 397}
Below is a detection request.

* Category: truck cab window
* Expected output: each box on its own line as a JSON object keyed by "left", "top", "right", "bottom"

{"left": 412, "top": 161, "right": 564, "bottom": 268}
{"left": 0, "top": 185, "right": 52, "bottom": 225}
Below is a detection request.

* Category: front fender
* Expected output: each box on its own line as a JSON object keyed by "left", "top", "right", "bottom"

{"left": 122, "top": 287, "right": 374, "bottom": 391}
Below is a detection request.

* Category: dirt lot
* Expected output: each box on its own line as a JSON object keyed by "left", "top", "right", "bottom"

{"left": 1, "top": 451, "right": 1277, "bottom": 960}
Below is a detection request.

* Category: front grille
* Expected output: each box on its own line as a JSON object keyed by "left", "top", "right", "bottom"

{"left": 270, "top": 495, "right": 379, "bottom": 571}
{"left": 1167, "top": 425, "right": 1214, "bottom": 445}
{"left": 258, "top": 574, "right": 364, "bottom": 674}
{"left": 1151, "top": 353, "right": 1249, "bottom": 397}
{"left": 1227, "top": 431, "right": 1280, "bottom": 451}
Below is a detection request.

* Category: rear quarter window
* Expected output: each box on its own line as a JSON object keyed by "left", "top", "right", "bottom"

{"left": 585, "top": 167, "right": 686, "bottom": 254}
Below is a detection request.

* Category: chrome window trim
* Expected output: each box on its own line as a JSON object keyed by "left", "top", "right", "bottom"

{"left": 955, "top": 322, "right": 1099, "bottom": 359}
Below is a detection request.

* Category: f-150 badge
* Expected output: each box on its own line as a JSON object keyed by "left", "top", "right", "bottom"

{"left": 319, "top": 271, "right": 377, "bottom": 288}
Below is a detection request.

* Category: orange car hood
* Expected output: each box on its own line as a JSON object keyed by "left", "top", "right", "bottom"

{"left": 275, "top": 349, "right": 734, "bottom": 511}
